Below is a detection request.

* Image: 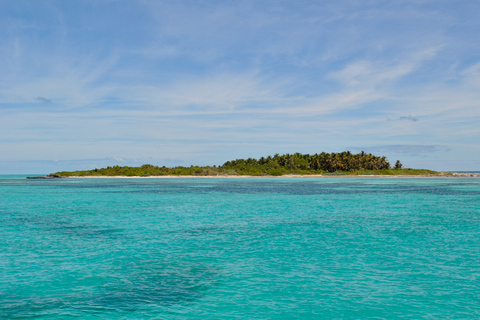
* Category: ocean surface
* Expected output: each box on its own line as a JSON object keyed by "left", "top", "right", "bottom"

{"left": 1, "top": 176, "right": 480, "bottom": 319}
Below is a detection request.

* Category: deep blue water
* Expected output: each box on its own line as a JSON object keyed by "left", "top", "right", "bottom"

{"left": 1, "top": 176, "right": 480, "bottom": 319}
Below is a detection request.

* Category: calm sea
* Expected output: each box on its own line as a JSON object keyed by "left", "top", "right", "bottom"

{"left": 1, "top": 176, "right": 480, "bottom": 319}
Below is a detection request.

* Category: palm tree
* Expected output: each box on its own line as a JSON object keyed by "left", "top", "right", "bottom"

{"left": 394, "top": 160, "right": 403, "bottom": 169}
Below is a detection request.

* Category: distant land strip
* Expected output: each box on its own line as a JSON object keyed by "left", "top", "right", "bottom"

{"left": 42, "top": 151, "right": 478, "bottom": 178}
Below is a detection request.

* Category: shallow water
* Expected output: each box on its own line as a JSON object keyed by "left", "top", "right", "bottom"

{"left": 1, "top": 176, "right": 480, "bottom": 319}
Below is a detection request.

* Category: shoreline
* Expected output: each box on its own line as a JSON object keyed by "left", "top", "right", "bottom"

{"left": 63, "top": 172, "right": 480, "bottom": 179}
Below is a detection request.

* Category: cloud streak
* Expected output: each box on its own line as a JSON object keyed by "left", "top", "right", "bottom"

{"left": 34, "top": 96, "right": 52, "bottom": 104}
{"left": 399, "top": 115, "right": 418, "bottom": 122}
{"left": 348, "top": 145, "right": 449, "bottom": 156}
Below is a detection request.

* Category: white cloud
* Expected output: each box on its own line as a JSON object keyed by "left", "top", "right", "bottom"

{"left": 329, "top": 47, "right": 439, "bottom": 88}
{"left": 118, "top": 72, "right": 284, "bottom": 112}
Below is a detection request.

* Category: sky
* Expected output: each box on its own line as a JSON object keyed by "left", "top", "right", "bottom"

{"left": 1, "top": 0, "right": 480, "bottom": 173}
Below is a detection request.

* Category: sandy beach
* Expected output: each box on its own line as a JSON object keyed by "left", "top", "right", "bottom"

{"left": 65, "top": 172, "right": 480, "bottom": 178}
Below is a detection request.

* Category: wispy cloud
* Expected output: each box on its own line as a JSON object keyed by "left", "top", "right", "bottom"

{"left": 399, "top": 115, "right": 418, "bottom": 122}
{"left": 348, "top": 145, "right": 449, "bottom": 156}
{"left": 34, "top": 96, "right": 52, "bottom": 104}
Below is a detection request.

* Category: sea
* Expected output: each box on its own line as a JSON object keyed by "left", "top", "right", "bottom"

{"left": 1, "top": 175, "right": 480, "bottom": 319}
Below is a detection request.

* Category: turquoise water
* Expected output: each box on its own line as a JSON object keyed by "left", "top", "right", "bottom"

{"left": 1, "top": 176, "right": 480, "bottom": 319}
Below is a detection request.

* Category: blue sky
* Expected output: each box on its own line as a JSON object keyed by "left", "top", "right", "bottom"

{"left": 1, "top": 0, "right": 480, "bottom": 173}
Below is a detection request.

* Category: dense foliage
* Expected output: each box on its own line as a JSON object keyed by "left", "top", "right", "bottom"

{"left": 56, "top": 151, "right": 440, "bottom": 177}
{"left": 222, "top": 151, "right": 391, "bottom": 174}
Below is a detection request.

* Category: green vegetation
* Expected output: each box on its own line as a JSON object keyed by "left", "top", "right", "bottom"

{"left": 55, "top": 151, "right": 442, "bottom": 177}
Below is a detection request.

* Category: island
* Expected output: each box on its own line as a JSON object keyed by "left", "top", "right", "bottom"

{"left": 50, "top": 151, "right": 467, "bottom": 177}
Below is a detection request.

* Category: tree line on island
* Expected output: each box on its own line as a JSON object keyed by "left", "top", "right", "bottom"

{"left": 56, "top": 151, "right": 440, "bottom": 177}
